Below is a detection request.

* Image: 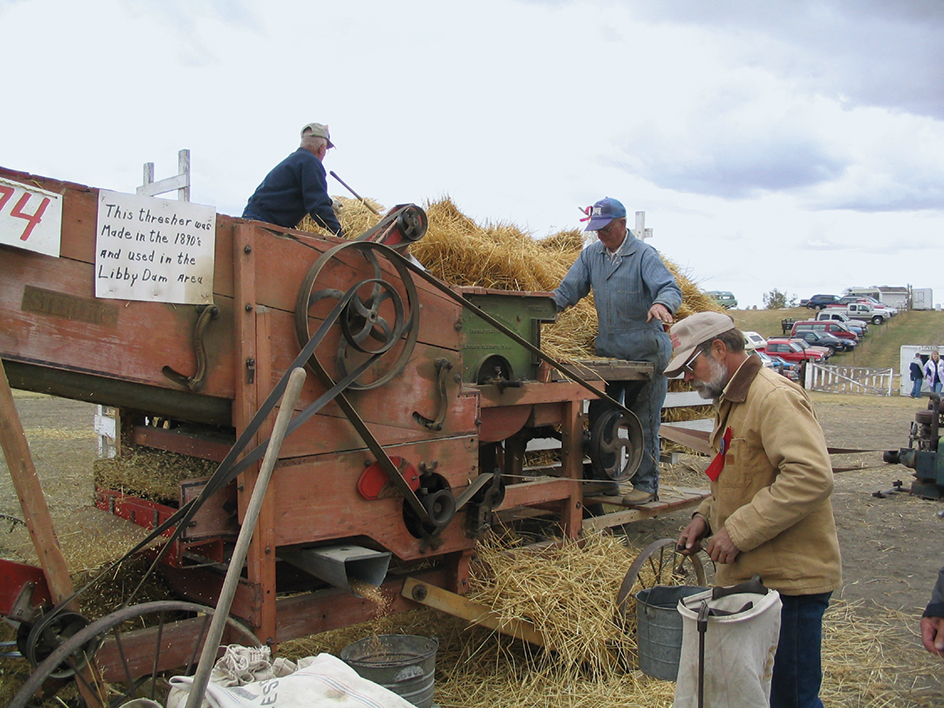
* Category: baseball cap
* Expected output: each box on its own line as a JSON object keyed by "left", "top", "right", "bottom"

{"left": 665, "top": 311, "right": 737, "bottom": 377}
{"left": 584, "top": 197, "right": 627, "bottom": 232}
{"left": 301, "top": 122, "right": 334, "bottom": 149}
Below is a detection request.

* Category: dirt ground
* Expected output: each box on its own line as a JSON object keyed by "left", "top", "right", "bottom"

{"left": 2, "top": 390, "right": 944, "bottom": 703}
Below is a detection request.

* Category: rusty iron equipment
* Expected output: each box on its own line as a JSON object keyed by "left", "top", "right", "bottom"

{"left": 0, "top": 165, "right": 709, "bottom": 705}
{"left": 884, "top": 392, "right": 944, "bottom": 499}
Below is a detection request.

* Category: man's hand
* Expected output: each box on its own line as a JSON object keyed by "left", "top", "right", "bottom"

{"left": 921, "top": 616, "right": 944, "bottom": 658}
{"left": 647, "top": 303, "right": 674, "bottom": 325}
{"left": 706, "top": 527, "right": 741, "bottom": 564}
{"left": 677, "top": 515, "right": 709, "bottom": 555}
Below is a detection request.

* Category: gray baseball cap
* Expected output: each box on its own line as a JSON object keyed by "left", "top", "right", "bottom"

{"left": 665, "top": 311, "right": 737, "bottom": 377}
{"left": 301, "top": 122, "right": 334, "bottom": 148}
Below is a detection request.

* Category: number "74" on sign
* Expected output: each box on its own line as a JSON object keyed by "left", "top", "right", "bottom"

{"left": 0, "top": 177, "right": 63, "bottom": 258}
{"left": 0, "top": 185, "right": 49, "bottom": 242}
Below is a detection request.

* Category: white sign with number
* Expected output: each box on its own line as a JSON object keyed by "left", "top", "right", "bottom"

{"left": 0, "top": 177, "right": 63, "bottom": 257}
{"left": 95, "top": 190, "right": 216, "bottom": 305}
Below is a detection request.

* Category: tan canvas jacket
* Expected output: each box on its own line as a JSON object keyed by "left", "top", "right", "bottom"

{"left": 694, "top": 354, "right": 842, "bottom": 595}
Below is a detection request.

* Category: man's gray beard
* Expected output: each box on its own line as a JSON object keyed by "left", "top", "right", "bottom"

{"left": 692, "top": 356, "right": 728, "bottom": 399}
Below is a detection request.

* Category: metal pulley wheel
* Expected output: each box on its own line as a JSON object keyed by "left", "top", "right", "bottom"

{"left": 19, "top": 610, "right": 94, "bottom": 679}
{"left": 295, "top": 240, "right": 420, "bottom": 390}
{"left": 589, "top": 408, "right": 644, "bottom": 482}
{"left": 422, "top": 488, "right": 457, "bottom": 529}
{"left": 395, "top": 204, "right": 428, "bottom": 243}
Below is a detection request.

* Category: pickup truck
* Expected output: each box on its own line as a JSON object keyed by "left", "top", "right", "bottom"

{"left": 815, "top": 310, "right": 868, "bottom": 336}
{"left": 839, "top": 295, "right": 897, "bottom": 318}
{"left": 838, "top": 295, "right": 898, "bottom": 319}
{"left": 824, "top": 302, "right": 886, "bottom": 325}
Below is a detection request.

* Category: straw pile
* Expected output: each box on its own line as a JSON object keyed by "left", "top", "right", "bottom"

{"left": 94, "top": 448, "right": 216, "bottom": 503}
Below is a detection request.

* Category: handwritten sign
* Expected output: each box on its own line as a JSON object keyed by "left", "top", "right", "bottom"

{"left": 95, "top": 190, "right": 216, "bottom": 305}
{"left": 0, "top": 177, "right": 63, "bottom": 257}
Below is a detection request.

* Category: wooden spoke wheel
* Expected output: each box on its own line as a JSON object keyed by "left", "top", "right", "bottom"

{"left": 616, "top": 538, "right": 710, "bottom": 617}
{"left": 11, "top": 601, "right": 260, "bottom": 708}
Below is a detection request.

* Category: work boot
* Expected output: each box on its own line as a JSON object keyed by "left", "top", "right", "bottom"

{"left": 622, "top": 487, "right": 656, "bottom": 505}
{"left": 584, "top": 479, "right": 621, "bottom": 496}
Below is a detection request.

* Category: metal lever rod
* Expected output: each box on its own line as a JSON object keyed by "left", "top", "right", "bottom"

{"left": 185, "top": 367, "right": 308, "bottom": 708}
{"left": 329, "top": 170, "right": 380, "bottom": 215}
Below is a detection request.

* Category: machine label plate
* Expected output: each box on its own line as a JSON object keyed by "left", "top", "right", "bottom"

{"left": 22, "top": 285, "right": 119, "bottom": 327}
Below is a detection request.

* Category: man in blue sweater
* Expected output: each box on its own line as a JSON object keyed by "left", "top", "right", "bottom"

{"left": 553, "top": 197, "right": 681, "bottom": 504}
{"left": 243, "top": 122, "right": 343, "bottom": 236}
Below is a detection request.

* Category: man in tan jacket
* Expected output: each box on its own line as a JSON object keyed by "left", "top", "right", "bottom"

{"left": 671, "top": 312, "right": 841, "bottom": 708}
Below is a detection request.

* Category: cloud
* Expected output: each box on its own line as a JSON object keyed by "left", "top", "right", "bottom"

{"left": 631, "top": 0, "right": 944, "bottom": 121}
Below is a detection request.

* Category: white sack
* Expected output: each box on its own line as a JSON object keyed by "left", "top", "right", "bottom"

{"left": 166, "top": 651, "right": 416, "bottom": 708}
{"left": 673, "top": 588, "right": 782, "bottom": 708}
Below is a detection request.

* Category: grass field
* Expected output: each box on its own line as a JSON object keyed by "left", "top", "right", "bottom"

{"left": 726, "top": 307, "right": 944, "bottom": 371}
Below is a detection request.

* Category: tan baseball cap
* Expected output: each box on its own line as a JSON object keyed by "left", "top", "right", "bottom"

{"left": 301, "top": 122, "right": 334, "bottom": 148}
{"left": 665, "top": 311, "right": 736, "bottom": 377}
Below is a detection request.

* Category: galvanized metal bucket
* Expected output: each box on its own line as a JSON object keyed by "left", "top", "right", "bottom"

{"left": 340, "top": 634, "right": 438, "bottom": 708}
{"left": 636, "top": 585, "right": 706, "bottom": 681}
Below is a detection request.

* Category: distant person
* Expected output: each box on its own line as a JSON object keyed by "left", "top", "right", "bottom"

{"left": 243, "top": 123, "right": 342, "bottom": 236}
{"left": 552, "top": 197, "right": 682, "bottom": 504}
{"left": 925, "top": 351, "right": 944, "bottom": 395}
{"left": 921, "top": 566, "right": 944, "bottom": 659}
{"left": 911, "top": 353, "right": 925, "bottom": 398}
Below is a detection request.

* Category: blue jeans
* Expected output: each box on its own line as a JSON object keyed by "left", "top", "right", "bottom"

{"left": 770, "top": 592, "right": 831, "bottom": 708}
{"left": 934, "top": 381, "right": 943, "bottom": 395}
{"left": 912, "top": 377, "right": 924, "bottom": 397}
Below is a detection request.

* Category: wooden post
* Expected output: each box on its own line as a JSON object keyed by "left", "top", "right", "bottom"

{"left": 0, "top": 359, "right": 76, "bottom": 606}
{"left": 559, "top": 399, "right": 583, "bottom": 538}
{"left": 634, "top": 211, "right": 653, "bottom": 241}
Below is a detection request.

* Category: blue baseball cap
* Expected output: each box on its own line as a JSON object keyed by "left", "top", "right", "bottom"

{"left": 584, "top": 197, "right": 626, "bottom": 231}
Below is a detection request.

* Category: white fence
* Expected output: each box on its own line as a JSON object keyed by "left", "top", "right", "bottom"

{"left": 807, "top": 362, "right": 894, "bottom": 396}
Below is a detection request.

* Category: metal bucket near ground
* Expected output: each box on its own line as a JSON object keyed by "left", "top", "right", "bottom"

{"left": 340, "top": 634, "right": 438, "bottom": 708}
{"left": 636, "top": 585, "right": 706, "bottom": 681}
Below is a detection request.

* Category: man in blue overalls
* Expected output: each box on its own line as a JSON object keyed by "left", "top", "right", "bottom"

{"left": 553, "top": 197, "right": 682, "bottom": 504}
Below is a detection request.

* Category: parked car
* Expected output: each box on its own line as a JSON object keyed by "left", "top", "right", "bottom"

{"left": 706, "top": 290, "right": 737, "bottom": 309}
{"left": 815, "top": 310, "right": 868, "bottom": 336}
{"left": 792, "top": 329, "right": 856, "bottom": 355}
{"left": 802, "top": 294, "right": 841, "bottom": 310}
{"left": 755, "top": 350, "right": 799, "bottom": 382}
{"left": 839, "top": 295, "right": 897, "bottom": 318}
{"left": 788, "top": 337, "right": 834, "bottom": 359}
{"left": 743, "top": 330, "right": 767, "bottom": 350}
{"left": 791, "top": 320, "right": 859, "bottom": 342}
{"left": 824, "top": 302, "right": 886, "bottom": 325}
{"left": 760, "top": 338, "right": 826, "bottom": 362}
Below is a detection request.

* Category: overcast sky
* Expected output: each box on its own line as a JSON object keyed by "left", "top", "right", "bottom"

{"left": 3, "top": 0, "right": 943, "bottom": 308}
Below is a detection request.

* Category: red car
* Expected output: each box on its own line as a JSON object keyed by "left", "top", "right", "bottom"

{"left": 760, "top": 338, "right": 825, "bottom": 363}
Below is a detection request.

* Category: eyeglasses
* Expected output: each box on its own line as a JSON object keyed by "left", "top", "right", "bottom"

{"left": 681, "top": 348, "right": 704, "bottom": 374}
{"left": 596, "top": 220, "right": 620, "bottom": 236}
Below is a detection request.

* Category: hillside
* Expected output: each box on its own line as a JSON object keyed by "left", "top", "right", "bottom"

{"left": 729, "top": 308, "right": 944, "bottom": 371}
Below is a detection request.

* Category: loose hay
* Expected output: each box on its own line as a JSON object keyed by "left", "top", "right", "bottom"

{"left": 94, "top": 448, "right": 216, "bottom": 503}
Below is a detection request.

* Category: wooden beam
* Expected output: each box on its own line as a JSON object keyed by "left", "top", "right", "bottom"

{"left": 0, "top": 359, "right": 76, "bottom": 607}
{"left": 401, "top": 577, "right": 546, "bottom": 647}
